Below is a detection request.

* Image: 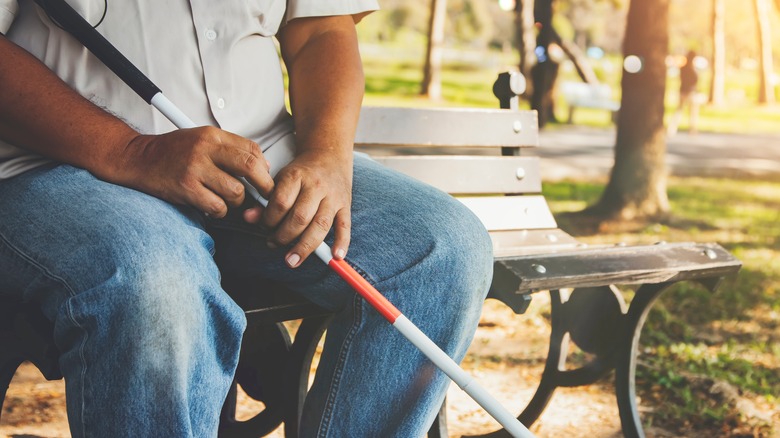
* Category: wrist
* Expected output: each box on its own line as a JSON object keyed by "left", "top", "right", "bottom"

{"left": 91, "top": 128, "right": 147, "bottom": 185}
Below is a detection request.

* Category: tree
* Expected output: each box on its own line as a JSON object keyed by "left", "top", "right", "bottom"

{"left": 519, "top": 0, "right": 602, "bottom": 127}
{"left": 515, "top": 0, "right": 537, "bottom": 92}
{"left": 754, "top": 0, "right": 775, "bottom": 104}
{"left": 530, "top": 0, "right": 560, "bottom": 127}
{"left": 421, "top": 0, "right": 447, "bottom": 99}
{"left": 709, "top": 0, "right": 726, "bottom": 106}
{"left": 586, "top": 0, "right": 670, "bottom": 223}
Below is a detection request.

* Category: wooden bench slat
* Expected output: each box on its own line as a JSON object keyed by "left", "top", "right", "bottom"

{"left": 488, "top": 229, "right": 581, "bottom": 258}
{"left": 355, "top": 106, "right": 539, "bottom": 148}
{"left": 370, "top": 156, "right": 542, "bottom": 194}
{"left": 493, "top": 242, "right": 741, "bottom": 293}
{"left": 458, "top": 195, "right": 557, "bottom": 231}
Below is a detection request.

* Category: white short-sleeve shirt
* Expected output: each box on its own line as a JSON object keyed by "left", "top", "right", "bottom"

{"left": 0, "top": 0, "right": 378, "bottom": 180}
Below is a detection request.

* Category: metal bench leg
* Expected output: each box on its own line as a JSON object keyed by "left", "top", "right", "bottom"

{"left": 614, "top": 282, "right": 670, "bottom": 438}
{"left": 426, "top": 398, "right": 449, "bottom": 438}
{"left": 283, "top": 314, "right": 331, "bottom": 438}
{"left": 517, "top": 289, "right": 569, "bottom": 427}
{"left": 219, "top": 381, "right": 240, "bottom": 432}
{"left": 463, "top": 289, "right": 570, "bottom": 438}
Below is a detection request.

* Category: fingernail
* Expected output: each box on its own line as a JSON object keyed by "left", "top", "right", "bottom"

{"left": 335, "top": 248, "right": 346, "bottom": 259}
{"left": 286, "top": 253, "right": 301, "bottom": 268}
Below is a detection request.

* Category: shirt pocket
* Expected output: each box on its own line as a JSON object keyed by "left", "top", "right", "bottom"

{"left": 245, "top": 0, "right": 287, "bottom": 36}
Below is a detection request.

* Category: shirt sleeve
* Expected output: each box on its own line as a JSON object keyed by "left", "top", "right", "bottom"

{"left": 0, "top": 0, "right": 18, "bottom": 35}
{"left": 285, "top": 0, "right": 379, "bottom": 24}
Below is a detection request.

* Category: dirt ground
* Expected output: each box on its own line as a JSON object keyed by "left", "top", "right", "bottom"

{"left": 1, "top": 295, "right": 675, "bottom": 438}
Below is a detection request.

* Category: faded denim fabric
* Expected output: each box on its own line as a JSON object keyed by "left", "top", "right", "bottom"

{"left": 0, "top": 153, "right": 493, "bottom": 437}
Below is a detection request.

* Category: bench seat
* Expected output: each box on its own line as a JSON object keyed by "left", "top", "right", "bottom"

{"left": 560, "top": 81, "right": 620, "bottom": 124}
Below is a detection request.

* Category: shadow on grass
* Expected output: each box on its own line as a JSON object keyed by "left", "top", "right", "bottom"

{"left": 644, "top": 268, "right": 774, "bottom": 333}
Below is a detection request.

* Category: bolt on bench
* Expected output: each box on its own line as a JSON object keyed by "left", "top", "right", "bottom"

{"left": 1, "top": 78, "right": 741, "bottom": 438}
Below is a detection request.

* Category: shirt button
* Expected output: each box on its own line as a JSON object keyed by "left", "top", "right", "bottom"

{"left": 217, "top": 98, "right": 226, "bottom": 109}
{"left": 205, "top": 29, "right": 217, "bottom": 41}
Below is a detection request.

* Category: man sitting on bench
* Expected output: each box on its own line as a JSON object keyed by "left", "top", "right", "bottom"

{"left": 0, "top": 1, "right": 493, "bottom": 436}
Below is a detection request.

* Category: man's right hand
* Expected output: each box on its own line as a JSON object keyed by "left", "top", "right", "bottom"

{"left": 116, "top": 127, "right": 275, "bottom": 218}
{"left": 1, "top": 36, "right": 274, "bottom": 219}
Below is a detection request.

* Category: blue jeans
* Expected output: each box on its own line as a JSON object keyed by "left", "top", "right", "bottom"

{"left": 0, "top": 154, "right": 493, "bottom": 437}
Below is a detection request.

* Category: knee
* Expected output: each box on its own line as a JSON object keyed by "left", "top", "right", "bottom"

{"left": 57, "top": 240, "right": 246, "bottom": 376}
{"left": 428, "top": 197, "right": 494, "bottom": 297}
{"left": 126, "top": 258, "right": 246, "bottom": 368}
{"left": 390, "top": 195, "right": 493, "bottom": 324}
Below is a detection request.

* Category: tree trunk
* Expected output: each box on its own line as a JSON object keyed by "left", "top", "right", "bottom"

{"left": 589, "top": 0, "right": 670, "bottom": 222}
{"left": 709, "top": 0, "right": 726, "bottom": 106}
{"left": 515, "top": 0, "right": 537, "bottom": 95}
{"left": 531, "top": 0, "right": 559, "bottom": 128}
{"left": 421, "top": 0, "right": 447, "bottom": 99}
{"left": 754, "top": 0, "right": 775, "bottom": 104}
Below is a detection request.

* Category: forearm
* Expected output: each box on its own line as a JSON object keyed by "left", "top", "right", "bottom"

{"left": 0, "top": 35, "right": 275, "bottom": 217}
{"left": 0, "top": 35, "right": 137, "bottom": 181}
{"left": 260, "top": 16, "right": 364, "bottom": 266}
{"left": 280, "top": 16, "right": 364, "bottom": 159}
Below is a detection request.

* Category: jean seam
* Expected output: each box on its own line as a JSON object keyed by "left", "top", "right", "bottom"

{"left": 352, "top": 242, "right": 437, "bottom": 292}
{"left": 0, "top": 231, "right": 90, "bottom": 437}
{"left": 316, "top": 293, "right": 364, "bottom": 438}
{"left": 0, "top": 231, "right": 78, "bottom": 299}
{"left": 64, "top": 297, "right": 90, "bottom": 438}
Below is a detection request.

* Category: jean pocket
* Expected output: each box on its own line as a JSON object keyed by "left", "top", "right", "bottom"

{"left": 205, "top": 210, "right": 272, "bottom": 239}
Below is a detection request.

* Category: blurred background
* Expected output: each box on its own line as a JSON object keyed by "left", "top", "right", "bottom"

{"left": 2, "top": 1, "right": 778, "bottom": 437}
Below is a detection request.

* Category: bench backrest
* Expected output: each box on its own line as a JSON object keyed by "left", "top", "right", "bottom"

{"left": 354, "top": 106, "right": 580, "bottom": 257}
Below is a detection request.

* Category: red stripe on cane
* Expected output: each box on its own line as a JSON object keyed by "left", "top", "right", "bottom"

{"left": 328, "top": 258, "right": 402, "bottom": 323}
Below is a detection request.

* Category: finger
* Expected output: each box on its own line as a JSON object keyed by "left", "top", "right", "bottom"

{"left": 242, "top": 206, "right": 265, "bottom": 224}
{"left": 211, "top": 135, "right": 275, "bottom": 197}
{"left": 240, "top": 150, "right": 275, "bottom": 199}
{"left": 272, "top": 191, "right": 321, "bottom": 245}
{"left": 331, "top": 208, "right": 351, "bottom": 260}
{"left": 180, "top": 178, "right": 229, "bottom": 218}
{"left": 262, "top": 177, "right": 302, "bottom": 230}
{"left": 202, "top": 171, "right": 246, "bottom": 207}
{"left": 284, "top": 207, "right": 335, "bottom": 268}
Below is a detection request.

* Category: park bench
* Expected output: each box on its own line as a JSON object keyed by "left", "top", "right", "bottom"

{"left": 1, "top": 75, "right": 741, "bottom": 438}
{"left": 560, "top": 81, "right": 620, "bottom": 124}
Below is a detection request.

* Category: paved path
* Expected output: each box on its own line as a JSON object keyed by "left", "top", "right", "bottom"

{"left": 537, "top": 126, "right": 780, "bottom": 181}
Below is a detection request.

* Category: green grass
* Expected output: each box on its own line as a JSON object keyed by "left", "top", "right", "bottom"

{"left": 544, "top": 177, "right": 780, "bottom": 435}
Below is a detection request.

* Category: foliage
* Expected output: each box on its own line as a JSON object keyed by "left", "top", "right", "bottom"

{"left": 356, "top": 0, "right": 513, "bottom": 48}
{"left": 556, "top": 0, "right": 627, "bottom": 52}
{"left": 669, "top": 0, "right": 780, "bottom": 65}
{"left": 362, "top": 0, "right": 780, "bottom": 72}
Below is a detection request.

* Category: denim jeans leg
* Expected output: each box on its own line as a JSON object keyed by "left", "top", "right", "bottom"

{"left": 0, "top": 165, "right": 246, "bottom": 438}
{"left": 211, "top": 154, "right": 494, "bottom": 437}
